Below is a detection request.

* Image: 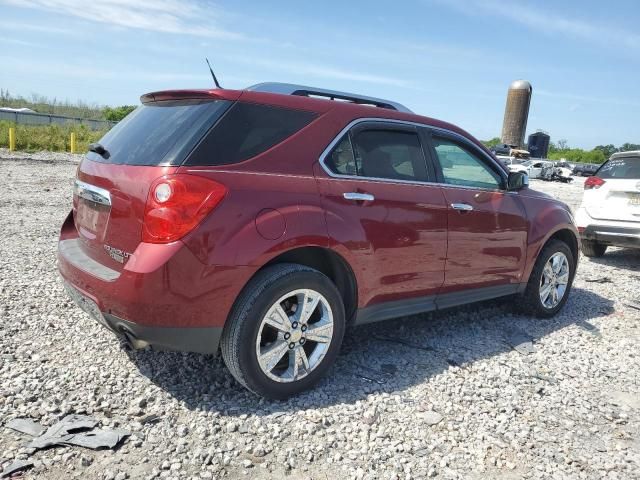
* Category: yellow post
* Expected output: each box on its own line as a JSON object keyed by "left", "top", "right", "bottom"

{"left": 9, "top": 127, "right": 16, "bottom": 151}
{"left": 70, "top": 132, "right": 76, "bottom": 154}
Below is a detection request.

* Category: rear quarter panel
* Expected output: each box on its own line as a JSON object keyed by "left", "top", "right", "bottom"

{"left": 176, "top": 108, "right": 348, "bottom": 267}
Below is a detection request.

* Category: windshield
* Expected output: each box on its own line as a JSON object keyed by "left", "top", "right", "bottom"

{"left": 86, "top": 99, "right": 230, "bottom": 166}
{"left": 520, "top": 160, "right": 532, "bottom": 167}
{"left": 597, "top": 157, "right": 640, "bottom": 179}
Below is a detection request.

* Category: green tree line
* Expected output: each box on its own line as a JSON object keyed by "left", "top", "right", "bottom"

{"left": 482, "top": 137, "right": 639, "bottom": 164}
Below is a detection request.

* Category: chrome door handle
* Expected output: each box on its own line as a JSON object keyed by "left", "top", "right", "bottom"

{"left": 451, "top": 203, "right": 473, "bottom": 211}
{"left": 343, "top": 192, "right": 375, "bottom": 202}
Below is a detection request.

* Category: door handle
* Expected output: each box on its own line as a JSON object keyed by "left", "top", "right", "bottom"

{"left": 451, "top": 203, "right": 473, "bottom": 211}
{"left": 343, "top": 192, "right": 375, "bottom": 202}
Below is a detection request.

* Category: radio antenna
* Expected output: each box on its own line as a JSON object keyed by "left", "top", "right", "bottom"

{"left": 205, "top": 58, "right": 222, "bottom": 89}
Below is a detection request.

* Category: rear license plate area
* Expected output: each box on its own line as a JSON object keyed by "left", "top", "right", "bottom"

{"left": 76, "top": 198, "right": 110, "bottom": 239}
{"left": 629, "top": 193, "right": 640, "bottom": 206}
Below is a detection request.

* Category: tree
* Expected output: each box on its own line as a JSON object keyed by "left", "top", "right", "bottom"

{"left": 619, "top": 143, "right": 640, "bottom": 152}
{"left": 481, "top": 137, "right": 502, "bottom": 149}
{"left": 594, "top": 144, "right": 618, "bottom": 158}
{"left": 556, "top": 139, "right": 568, "bottom": 150}
{"left": 103, "top": 105, "right": 136, "bottom": 122}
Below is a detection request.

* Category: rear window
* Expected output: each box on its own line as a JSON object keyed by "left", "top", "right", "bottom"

{"left": 185, "top": 102, "right": 317, "bottom": 166}
{"left": 86, "top": 100, "right": 230, "bottom": 166}
{"left": 598, "top": 157, "right": 640, "bottom": 179}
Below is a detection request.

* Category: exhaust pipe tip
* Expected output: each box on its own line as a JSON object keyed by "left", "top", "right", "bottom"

{"left": 120, "top": 327, "right": 150, "bottom": 350}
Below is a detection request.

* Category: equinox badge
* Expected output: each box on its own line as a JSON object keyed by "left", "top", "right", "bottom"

{"left": 104, "top": 245, "right": 131, "bottom": 264}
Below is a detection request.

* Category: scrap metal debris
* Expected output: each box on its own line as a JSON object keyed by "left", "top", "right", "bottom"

{"left": 0, "top": 460, "right": 34, "bottom": 478}
{"left": 5, "top": 415, "right": 130, "bottom": 452}
{"left": 28, "top": 414, "right": 98, "bottom": 449}
{"left": 59, "top": 429, "right": 131, "bottom": 450}
{"left": 6, "top": 418, "right": 46, "bottom": 437}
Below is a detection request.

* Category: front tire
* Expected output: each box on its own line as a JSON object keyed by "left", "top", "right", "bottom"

{"left": 581, "top": 240, "right": 607, "bottom": 257}
{"left": 520, "top": 239, "right": 575, "bottom": 318}
{"left": 220, "top": 263, "right": 346, "bottom": 399}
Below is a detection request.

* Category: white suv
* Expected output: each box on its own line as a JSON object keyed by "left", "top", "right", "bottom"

{"left": 575, "top": 151, "right": 640, "bottom": 256}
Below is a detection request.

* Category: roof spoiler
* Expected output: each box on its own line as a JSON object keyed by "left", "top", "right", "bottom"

{"left": 140, "top": 89, "right": 240, "bottom": 104}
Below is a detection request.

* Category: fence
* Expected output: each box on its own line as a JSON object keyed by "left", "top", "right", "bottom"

{"left": 0, "top": 109, "right": 116, "bottom": 131}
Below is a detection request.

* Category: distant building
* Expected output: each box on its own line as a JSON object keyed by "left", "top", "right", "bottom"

{"left": 501, "top": 80, "right": 532, "bottom": 149}
{"left": 528, "top": 131, "right": 550, "bottom": 158}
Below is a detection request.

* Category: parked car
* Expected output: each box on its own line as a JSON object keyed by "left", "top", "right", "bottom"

{"left": 508, "top": 159, "right": 551, "bottom": 179}
{"left": 491, "top": 143, "right": 513, "bottom": 156}
{"left": 553, "top": 161, "right": 574, "bottom": 170}
{"left": 58, "top": 82, "right": 579, "bottom": 398}
{"left": 573, "top": 163, "right": 599, "bottom": 176}
{"left": 575, "top": 151, "right": 640, "bottom": 256}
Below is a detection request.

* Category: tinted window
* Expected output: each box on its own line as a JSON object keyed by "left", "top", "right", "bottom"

{"left": 87, "top": 100, "right": 230, "bottom": 166}
{"left": 325, "top": 135, "right": 358, "bottom": 176}
{"left": 186, "top": 102, "right": 317, "bottom": 166}
{"left": 597, "top": 157, "right": 640, "bottom": 179}
{"left": 432, "top": 137, "right": 502, "bottom": 189}
{"left": 352, "top": 129, "right": 427, "bottom": 181}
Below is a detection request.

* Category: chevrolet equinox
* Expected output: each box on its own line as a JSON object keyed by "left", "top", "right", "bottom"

{"left": 58, "top": 83, "right": 579, "bottom": 398}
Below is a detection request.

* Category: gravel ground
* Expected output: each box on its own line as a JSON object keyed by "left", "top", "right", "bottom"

{"left": 1, "top": 148, "right": 638, "bottom": 480}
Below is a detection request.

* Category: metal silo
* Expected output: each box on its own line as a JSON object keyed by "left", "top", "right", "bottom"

{"left": 500, "top": 80, "right": 532, "bottom": 149}
{"left": 528, "top": 131, "right": 550, "bottom": 158}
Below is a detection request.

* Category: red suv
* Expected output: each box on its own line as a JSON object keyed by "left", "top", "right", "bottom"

{"left": 58, "top": 83, "right": 579, "bottom": 398}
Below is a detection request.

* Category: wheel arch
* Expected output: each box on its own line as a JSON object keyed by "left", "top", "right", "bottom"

{"left": 547, "top": 228, "right": 579, "bottom": 263}
{"left": 523, "top": 226, "right": 579, "bottom": 285}
{"left": 247, "top": 246, "right": 358, "bottom": 323}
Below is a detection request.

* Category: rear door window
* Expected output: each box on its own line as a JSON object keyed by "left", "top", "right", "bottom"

{"left": 325, "top": 127, "right": 428, "bottom": 182}
{"left": 186, "top": 102, "right": 317, "bottom": 166}
{"left": 353, "top": 130, "right": 428, "bottom": 181}
{"left": 597, "top": 157, "right": 640, "bottom": 179}
{"left": 87, "top": 100, "right": 230, "bottom": 166}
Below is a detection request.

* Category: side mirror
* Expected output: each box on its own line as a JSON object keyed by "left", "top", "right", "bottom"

{"left": 507, "top": 171, "right": 528, "bottom": 191}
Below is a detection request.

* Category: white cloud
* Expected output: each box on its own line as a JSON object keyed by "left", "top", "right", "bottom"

{"left": 0, "top": 55, "right": 208, "bottom": 82}
{"left": 431, "top": 0, "right": 640, "bottom": 51}
{"left": 0, "top": 20, "right": 80, "bottom": 35}
{"left": 0, "top": 0, "right": 243, "bottom": 39}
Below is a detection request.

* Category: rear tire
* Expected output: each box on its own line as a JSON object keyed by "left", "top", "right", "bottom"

{"left": 220, "top": 263, "right": 345, "bottom": 399}
{"left": 519, "top": 239, "right": 575, "bottom": 318}
{"left": 581, "top": 240, "right": 607, "bottom": 257}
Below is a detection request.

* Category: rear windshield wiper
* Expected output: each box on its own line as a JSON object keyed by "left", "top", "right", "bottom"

{"left": 88, "top": 143, "right": 110, "bottom": 159}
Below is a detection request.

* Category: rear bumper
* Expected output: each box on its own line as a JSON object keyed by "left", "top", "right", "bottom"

{"left": 63, "top": 281, "right": 222, "bottom": 353}
{"left": 57, "top": 212, "right": 258, "bottom": 354}
{"left": 581, "top": 225, "right": 640, "bottom": 248}
{"left": 576, "top": 206, "right": 640, "bottom": 248}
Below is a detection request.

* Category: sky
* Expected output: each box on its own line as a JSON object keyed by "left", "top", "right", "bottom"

{"left": 0, "top": 0, "right": 638, "bottom": 149}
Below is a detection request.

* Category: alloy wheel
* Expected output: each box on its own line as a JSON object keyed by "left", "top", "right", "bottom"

{"left": 255, "top": 289, "right": 334, "bottom": 383}
{"left": 539, "top": 252, "right": 570, "bottom": 309}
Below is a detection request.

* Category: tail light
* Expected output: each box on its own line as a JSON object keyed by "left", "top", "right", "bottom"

{"left": 142, "top": 174, "right": 227, "bottom": 243}
{"left": 584, "top": 176, "right": 605, "bottom": 190}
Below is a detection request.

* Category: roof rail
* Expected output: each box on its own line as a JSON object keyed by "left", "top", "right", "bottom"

{"left": 246, "top": 82, "right": 413, "bottom": 113}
